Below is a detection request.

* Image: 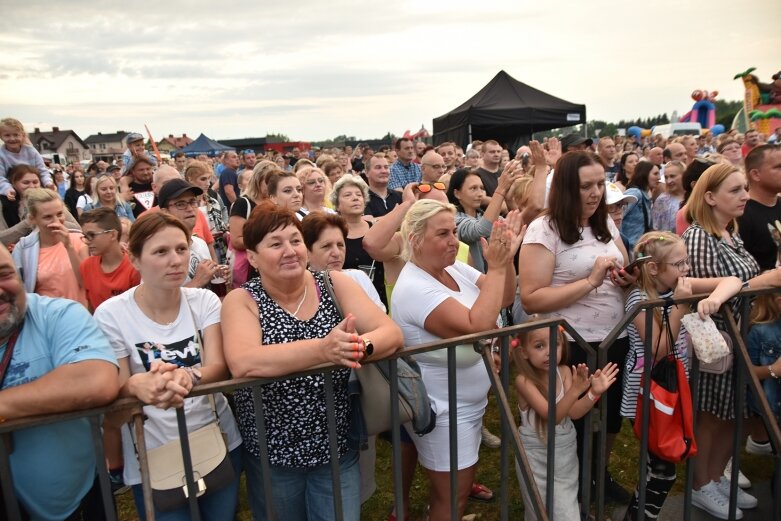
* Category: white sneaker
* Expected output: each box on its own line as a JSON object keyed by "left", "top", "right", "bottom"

{"left": 716, "top": 476, "right": 758, "bottom": 509}
{"left": 723, "top": 457, "right": 752, "bottom": 489}
{"left": 692, "top": 481, "right": 743, "bottom": 520}
{"left": 481, "top": 425, "right": 501, "bottom": 449}
{"left": 746, "top": 435, "right": 773, "bottom": 455}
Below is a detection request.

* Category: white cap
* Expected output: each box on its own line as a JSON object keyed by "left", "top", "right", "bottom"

{"left": 605, "top": 182, "right": 637, "bottom": 205}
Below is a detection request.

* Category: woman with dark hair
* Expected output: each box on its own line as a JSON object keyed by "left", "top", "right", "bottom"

{"left": 446, "top": 163, "right": 519, "bottom": 273}
{"left": 614, "top": 152, "right": 639, "bottom": 192}
{"left": 675, "top": 157, "right": 719, "bottom": 235}
{"left": 221, "top": 201, "right": 402, "bottom": 521}
{"left": 64, "top": 168, "right": 88, "bottom": 218}
{"left": 621, "top": 161, "right": 661, "bottom": 250}
{"left": 519, "top": 151, "right": 636, "bottom": 507}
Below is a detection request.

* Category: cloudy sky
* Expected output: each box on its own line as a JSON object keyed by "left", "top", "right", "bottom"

{"left": 1, "top": 0, "right": 778, "bottom": 142}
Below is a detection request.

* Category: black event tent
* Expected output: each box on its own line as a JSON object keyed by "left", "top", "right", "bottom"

{"left": 433, "top": 70, "right": 586, "bottom": 151}
{"left": 178, "top": 133, "right": 235, "bottom": 157}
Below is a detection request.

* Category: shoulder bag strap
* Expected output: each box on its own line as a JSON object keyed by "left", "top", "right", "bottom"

{"left": 183, "top": 291, "right": 218, "bottom": 416}
{"left": 321, "top": 271, "right": 344, "bottom": 319}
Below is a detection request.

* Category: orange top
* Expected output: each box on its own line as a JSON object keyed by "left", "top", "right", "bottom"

{"left": 36, "top": 233, "right": 88, "bottom": 308}
{"left": 80, "top": 253, "right": 141, "bottom": 311}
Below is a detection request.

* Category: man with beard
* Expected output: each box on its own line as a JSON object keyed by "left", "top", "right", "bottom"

{"left": 119, "top": 155, "right": 156, "bottom": 219}
{"left": 0, "top": 244, "right": 119, "bottom": 520}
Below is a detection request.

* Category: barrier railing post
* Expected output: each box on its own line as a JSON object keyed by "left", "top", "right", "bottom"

{"left": 546, "top": 325, "right": 557, "bottom": 520}
{"left": 447, "top": 345, "right": 458, "bottom": 521}
{"left": 323, "top": 372, "right": 344, "bottom": 521}
{"left": 251, "top": 386, "right": 276, "bottom": 521}
{"left": 89, "top": 416, "right": 117, "bottom": 521}
{"left": 389, "top": 358, "right": 404, "bottom": 521}
{"left": 636, "top": 307, "right": 654, "bottom": 520}
{"left": 0, "top": 433, "right": 21, "bottom": 521}
{"left": 133, "top": 411, "right": 155, "bottom": 521}
{"left": 498, "top": 335, "right": 510, "bottom": 521}
{"left": 174, "top": 407, "right": 201, "bottom": 521}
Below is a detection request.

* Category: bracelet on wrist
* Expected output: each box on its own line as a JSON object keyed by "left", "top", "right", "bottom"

{"left": 770, "top": 364, "right": 779, "bottom": 379}
{"left": 587, "top": 390, "right": 600, "bottom": 402}
{"left": 586, "top": 278, "right": 598, "bottom": 291}
{"left": 184, "top": 367, "right": 202, "bottom": 387}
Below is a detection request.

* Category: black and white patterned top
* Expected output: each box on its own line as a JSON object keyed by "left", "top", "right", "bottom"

{"left": 682, "top": 222, "right": 758, "bottom": 325}
{"left": 233, "top": 271, "right": 350, "bottom": 467}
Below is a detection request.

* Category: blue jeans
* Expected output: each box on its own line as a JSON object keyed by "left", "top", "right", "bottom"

{"left": 243, "top": 447, "right": 360, "bottom": 521}
{"left": 132, "top": 446, "right": 242, "bottom": 521}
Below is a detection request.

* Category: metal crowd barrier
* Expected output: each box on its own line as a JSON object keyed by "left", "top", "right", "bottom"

{"left": 0, "top": 288, "right": 779, "bottom": 521}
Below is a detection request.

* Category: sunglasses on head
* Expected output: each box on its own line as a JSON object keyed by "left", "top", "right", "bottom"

{"left": 415, "top": 182, "right": 446, "bottom": 193}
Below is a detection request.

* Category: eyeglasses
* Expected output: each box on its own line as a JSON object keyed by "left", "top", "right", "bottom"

{"left": 416, "top": 182, "right": 446, "bottom": 193}
{"left": 306, "top": 177, "right": 326, "bottom": 186}
{"left": 607, "top": 204, "right": 626, "bottom": 215}
{"left": 242, "top": 149, "right": 255, "bottom": 155}
{"left": 168, "top": 199, "right": 200, "bottom": 210}
{"left": 80, "top": 230, "right": 114, "bottom": 243}
{"left": 666, "top": 257, "right": 690, "bottom": 270}
{"left": 423, "top": 163, "right": 446, "bottom": 170}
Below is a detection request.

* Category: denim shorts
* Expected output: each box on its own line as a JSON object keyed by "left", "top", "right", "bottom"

{"left": 243, "top": 447, "right": 360, "bottom": 521}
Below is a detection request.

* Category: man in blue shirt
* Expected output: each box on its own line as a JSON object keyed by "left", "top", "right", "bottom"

{"left": 389, "top": 138, "right": 422, "bottom": 191}
{"left": 0, "top": 245, "right": 120, "bottom": 520}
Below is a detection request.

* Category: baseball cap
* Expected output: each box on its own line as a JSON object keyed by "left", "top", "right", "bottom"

{"left": 122, "top": 155, "right": 155, "bottom": 176}
{"left": 605, "top": 182, "right": 637, "bottom": 206}
{"left": 158, "top": 179, "right": 203, "bottom": 208}
{"left": 125, "top": 132, "right": 144, "bottom": 144}
{"left": 107, "top": 164, "right": 121, "bottom": 174}
{"left": 561, "top": 133, "right": 594, "bottom": 150}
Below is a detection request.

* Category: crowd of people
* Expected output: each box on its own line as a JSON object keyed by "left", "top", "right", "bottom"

{"left": 1, "top": 112, "right": 780, "bottom": 521}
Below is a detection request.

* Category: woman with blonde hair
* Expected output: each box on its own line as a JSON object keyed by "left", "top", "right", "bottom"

{"left": 186, "top": 160, "right": 230, "bottom": 264}
{"left": 12, "top": 188, "right": 88, "bottom": 307}
{"left": 391, "top": 199, "right": 521, "bottom": 521}
{"left": 82, "top": 174, "right": 135, "bottom": 221}
{"left": 682, "top": 162, "right": 781, "bottom": 518}
{"left": 297, "top": 166, "right": 335, "bottom": 218}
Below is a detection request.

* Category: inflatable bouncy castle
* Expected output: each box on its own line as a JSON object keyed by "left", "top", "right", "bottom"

{"left": 733, "top": 67, "right": 781, "bottom": 135}
{"left": 680, "top": 90, "right": 718, "bottom": 130}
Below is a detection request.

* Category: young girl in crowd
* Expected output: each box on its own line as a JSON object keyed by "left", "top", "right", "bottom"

{"left": 746, "top": 292, "right": 781, "bottom": 439}
{"left": 0, "top": 117, "right": 54, "bottom": 198}
{"left": 620, "top": 231, "right": 742, "bottom": 521}
{"left": 513, "top": 322, "right": 619, "bottom": 521}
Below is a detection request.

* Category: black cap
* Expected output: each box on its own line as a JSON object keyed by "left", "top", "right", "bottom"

{"left": 158, "top": 179, "right": 203, "bottom": 208}
{"left": 107, "top": 164, "right": 121, "bottom": 173}
{"left": 561, "top": 133, "right": 594, "bottom": 151}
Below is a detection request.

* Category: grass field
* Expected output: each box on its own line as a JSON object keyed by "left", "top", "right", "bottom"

{"left": 116, "top": 388, "right": 775, "bottom": 520}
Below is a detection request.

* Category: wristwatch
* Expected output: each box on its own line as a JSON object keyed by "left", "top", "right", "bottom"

{"left": 362, "top": 338, "right": 374, "bottom": 360}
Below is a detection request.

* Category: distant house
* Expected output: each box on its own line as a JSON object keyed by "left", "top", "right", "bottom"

{"left": 83, "top": 131, "right": 130, "bottom": 162}
{"left": 28, "top": 127, "right": 91, "bottom": 165}
{"left": 157, "top": 134, "right": 193, "bottom": 154}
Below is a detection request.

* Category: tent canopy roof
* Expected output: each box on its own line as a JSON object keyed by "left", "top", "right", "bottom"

{"left": 433, "top": 70, "right": 586, "bottom": 148}
{"left": 179, "top": 133, "right": 235, "bottom": 156}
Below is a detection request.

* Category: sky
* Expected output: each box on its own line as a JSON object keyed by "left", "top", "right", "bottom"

{"left": 1, "top": 0, "right": 779, "bottom": 142}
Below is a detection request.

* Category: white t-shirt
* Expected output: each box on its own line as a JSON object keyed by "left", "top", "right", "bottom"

{"left": 76, "top": 194, "right": 93, "bottom": 211}
{"left": 391, "top": 260, "right": 494, "bottom": 425}
{"left": 187, "top": 235, "right": 211, "bottom": 284}
{"left": 94, "top": 287, "right": 241, "bottom": 485}
{"left": 522, "top": 215, "right": 627, "bottom": 342}
{"left": 343, "top": 268, "right": 385, "bottom": 312}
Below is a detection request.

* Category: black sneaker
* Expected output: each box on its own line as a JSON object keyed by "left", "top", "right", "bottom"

{"left": 603, "top": 471, "right": 632, "bottom": 504}
{"left": 109, "top": 470, "right": 130, "bottom": 496}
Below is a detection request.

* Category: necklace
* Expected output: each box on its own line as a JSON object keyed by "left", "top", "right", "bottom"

{"left": 287, "top": 283, "right": 308, "bottom": 318}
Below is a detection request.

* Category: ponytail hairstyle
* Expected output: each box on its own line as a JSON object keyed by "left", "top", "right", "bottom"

{"left": 633, "top": 231, "right": 683, "bottom": 324}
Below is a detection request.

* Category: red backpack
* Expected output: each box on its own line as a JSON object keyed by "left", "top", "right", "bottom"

{"left": 633, "top": 302, "right": 698, "bottom": 463}
{"left": 634, "top": 353, "right": 698, "bottom": 463}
